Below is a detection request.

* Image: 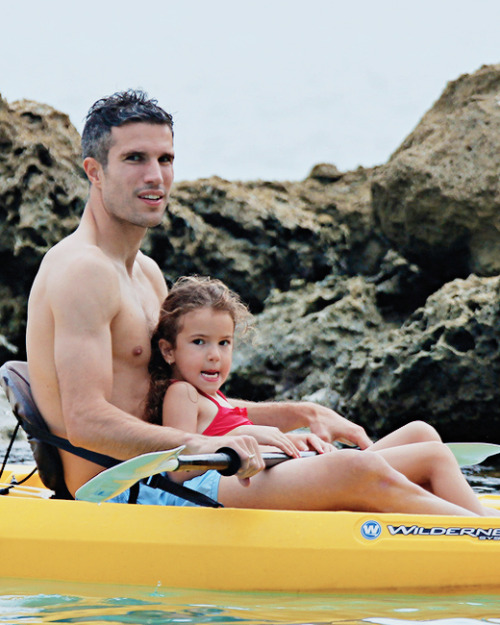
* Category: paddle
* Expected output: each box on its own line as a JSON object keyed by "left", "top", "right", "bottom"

{"left": 446, "top": 442, "right": 500, "bottom": 467}
{"left": 75, "top": 446, "right": 317, "bottom": 503}
{"left": 75, "top": 442, "right": 500, "bottom": 504}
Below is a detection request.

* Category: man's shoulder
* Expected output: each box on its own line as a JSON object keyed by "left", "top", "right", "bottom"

{"left": 136, "top": 251, "right": 167, "bottom": 297}
{"left": 44, "top": 237, "right": 116, "bottom": 277}
{"left": 136, "top": 250, "right": 162, "bottom": 276}
{"left": 37, "top": 237, "right": 120, "bottom": 303}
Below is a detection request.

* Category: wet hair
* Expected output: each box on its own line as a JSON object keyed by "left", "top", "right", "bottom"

{"left": 81, "top": 89, "right": 173, "bottom": 166}
{"left": 144, "top": 276, "right": 252, "bottom": 424}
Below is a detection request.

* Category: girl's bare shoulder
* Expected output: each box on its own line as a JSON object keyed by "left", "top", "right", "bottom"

{"left": 165, "top": 380, "right": 200, "bottom": 405}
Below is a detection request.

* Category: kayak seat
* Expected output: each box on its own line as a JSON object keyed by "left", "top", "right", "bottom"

{"left": 0, "top": 360, "right": 74, "bottom": 499}
{"left": 0, "top": 361, "right": 223, "bottom": 507}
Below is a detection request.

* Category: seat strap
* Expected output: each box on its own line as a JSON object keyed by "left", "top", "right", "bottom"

{"left": 15, "top": 422, "right": 223, "bottom": 507}
{"left": 0, "top": 421, "right": 21, "bottom": 481}
{"left": 141, "top": 473, "right": 223, "bottom": 508}
{"left": 21, "top": 419, "right": 119, "bottom": 469}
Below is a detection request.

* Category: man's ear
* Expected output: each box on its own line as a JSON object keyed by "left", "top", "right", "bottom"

{"left": 159, "top": 339, "right": 175, "bottom": 365}
{"left": 83, "top": 157, "right": 103, "bottom": 186}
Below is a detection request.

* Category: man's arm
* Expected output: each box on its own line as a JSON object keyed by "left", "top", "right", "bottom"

{"left": 230, "top": 398, "right": 372, "bottom": 449}
{"left": 48, "top": 253, "right": 263, "bottom": 478}
{"left": 51, "top": 253, "right": 189, "bottom": 457}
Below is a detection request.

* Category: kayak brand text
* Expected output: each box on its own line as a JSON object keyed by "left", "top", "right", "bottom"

{"left": 387, "top": 525, "right": 500, "bottom": 540}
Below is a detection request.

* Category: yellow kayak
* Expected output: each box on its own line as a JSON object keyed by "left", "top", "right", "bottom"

{"left": 2, "top": 464, "right": 500, "bottom": 594}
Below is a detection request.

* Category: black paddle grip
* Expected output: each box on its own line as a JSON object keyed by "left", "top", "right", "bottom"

{"left": 216, "top": 447, "right": 242, "bottom": 476}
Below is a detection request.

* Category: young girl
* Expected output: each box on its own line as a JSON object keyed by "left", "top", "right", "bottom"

{"left": 145, "top": 276, "right": 329, "bottom": 456}
{"left": 145, "top": 276, "right": 498, "bottom": 516}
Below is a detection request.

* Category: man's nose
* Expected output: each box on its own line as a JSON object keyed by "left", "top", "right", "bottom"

{"left": 144, "top": 160, "right": 163, "bottom": 185}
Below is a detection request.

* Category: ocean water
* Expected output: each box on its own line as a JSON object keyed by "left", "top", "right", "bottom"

{"left": 1, "top": 580, "right": 500, "bottom": 625}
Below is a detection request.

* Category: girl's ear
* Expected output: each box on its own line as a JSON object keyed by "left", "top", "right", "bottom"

{"left": 159, "top": 339, "right": 175, "bottom": 365}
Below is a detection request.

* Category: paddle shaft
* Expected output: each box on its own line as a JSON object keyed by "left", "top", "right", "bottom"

{"left": 177, "top": 443, "right": 500, "bottom": 474}
{"left": 175, "top": 450, "right": 317, "bottom": 474}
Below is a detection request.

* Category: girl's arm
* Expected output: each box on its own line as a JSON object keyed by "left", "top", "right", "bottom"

{"left": 160, "top": 382, "right": 208, "bottom": 483}
{"left": 161, "top": 381, "right": 200, "bottom": 433}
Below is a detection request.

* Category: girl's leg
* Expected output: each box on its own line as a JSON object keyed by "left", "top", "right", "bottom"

{"left": 370, "top": 421, "right": 442, "bottom": 452}
{"left": 217, "top": 449, "right": 478, "bottom": 516}
{"left": 375, "top": 442, "right": 499, "bottom": 517}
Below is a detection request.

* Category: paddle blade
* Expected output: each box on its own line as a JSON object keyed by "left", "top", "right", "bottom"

{"left": 75, "top": 446, "right": 185, "bottom": 503}
{"left": 447, "top": 442, "right": 500, "bottom": 467}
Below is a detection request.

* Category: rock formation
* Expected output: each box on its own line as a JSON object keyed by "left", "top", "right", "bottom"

{"left": 144, "top": 166, "right": 387, "bottom": 312}
{"left": 227, "top": 273, "right": 500, "bottom": 441}
{"left": 346, "top": 275, "right": 500, "bottom": 440}
{"left": 372, "top": 64, "right": 500, "bottom": 280}
{"left": 0, "top": 96, "right": 87, "bottom": 361}
{"left": 2, "top": 63, "right": 500, "bottom": 442}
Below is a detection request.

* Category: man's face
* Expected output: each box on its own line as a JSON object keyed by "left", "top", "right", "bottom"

{"left": 96, "top": 122, "right": 175, "bottom": 229}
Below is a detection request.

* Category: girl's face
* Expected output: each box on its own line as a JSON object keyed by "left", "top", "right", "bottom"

{"left": 159, "top": 307, "right": 235, "bottom": 396}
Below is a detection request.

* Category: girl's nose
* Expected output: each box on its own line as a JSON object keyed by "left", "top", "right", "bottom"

{"left": 207, "top": 345, "right": 221, "bottom": 361}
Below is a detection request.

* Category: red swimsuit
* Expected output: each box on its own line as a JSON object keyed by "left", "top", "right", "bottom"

{"left": 168, "top": 380, "right": 254, "bottom": 435}
{"left": 200, "top": 390, "right": 254, "bottom": 436}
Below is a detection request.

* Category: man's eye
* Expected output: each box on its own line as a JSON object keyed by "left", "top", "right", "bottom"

{"left": 126, "top": 154, "right": 142, "bottom": 162}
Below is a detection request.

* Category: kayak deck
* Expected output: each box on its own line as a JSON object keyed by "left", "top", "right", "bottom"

{"left": 2, "top": 465, "right": 500, "bottom": 593}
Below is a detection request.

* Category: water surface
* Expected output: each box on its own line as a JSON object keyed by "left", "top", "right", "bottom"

{"left": 1, "top": 579, "right": 500, "bottom": 625}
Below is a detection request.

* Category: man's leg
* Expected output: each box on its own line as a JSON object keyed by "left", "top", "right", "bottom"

{"left": 218, "top": 449, "right": 478, "bottom": 516}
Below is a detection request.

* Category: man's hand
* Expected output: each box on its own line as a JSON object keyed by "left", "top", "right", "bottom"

{"left": 298, "top": 402, "right": 372, "bottom": 449}
{"left": 216, "top": 434, "right": 265, "bottom": 485}
{"left": 186, "top": 432, "right": 265, "bottom": 485}
{"left": 236, "top": 398, "right": 372, "bottom": 448}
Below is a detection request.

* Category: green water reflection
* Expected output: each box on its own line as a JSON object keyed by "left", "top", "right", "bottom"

{"left": 1, "top": 579, "right": 500, "bottom": 625}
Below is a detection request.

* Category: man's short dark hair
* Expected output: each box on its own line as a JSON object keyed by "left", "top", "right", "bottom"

{"left": 81, "top": 89, "right": 174, "bottom": 166}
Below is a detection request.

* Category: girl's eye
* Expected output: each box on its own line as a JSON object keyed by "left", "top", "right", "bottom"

{"left": 193, "top": 338, "right": 204, "bottom": 345}
{"left": 220, "top": 340, "right": 231, "bottom": 346}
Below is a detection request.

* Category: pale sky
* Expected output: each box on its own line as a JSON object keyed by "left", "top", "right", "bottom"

{"left": 1, "top": 0, "right": 499, "bottom": 181}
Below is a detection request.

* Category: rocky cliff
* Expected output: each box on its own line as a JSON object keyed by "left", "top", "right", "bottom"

{"left": 0, "top": 96, "right": 87, "bottom": 360}
{"left": 1, "top": 64, "right": 500, "bottom": 441}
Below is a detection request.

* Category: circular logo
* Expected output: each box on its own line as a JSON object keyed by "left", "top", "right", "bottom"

{"left": 360, "top": 520, "right": 382, "bottom": 540}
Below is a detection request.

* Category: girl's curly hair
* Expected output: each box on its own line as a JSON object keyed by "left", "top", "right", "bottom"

{"left": 144, "top": 276, "right": 252, "bottom": 425}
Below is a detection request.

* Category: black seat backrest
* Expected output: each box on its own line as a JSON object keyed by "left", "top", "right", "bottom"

{"left": 0, "top": 360, "right": 73, "bottom": 499}
{"left": 1, "top": 362, "right": 225, "bottom": 509}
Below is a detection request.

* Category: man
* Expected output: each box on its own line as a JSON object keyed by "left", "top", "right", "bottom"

{"left": 26, "top": 90, "right": 474, "bottom": 514}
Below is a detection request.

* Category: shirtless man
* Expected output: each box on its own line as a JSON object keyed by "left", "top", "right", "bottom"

{"left": 26, "top": 90, "right": 477, "bottom": 515}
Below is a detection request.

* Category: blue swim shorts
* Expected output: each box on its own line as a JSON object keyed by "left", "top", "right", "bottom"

{"left": 106, "top": 469, "right": 222, "bottom": 507}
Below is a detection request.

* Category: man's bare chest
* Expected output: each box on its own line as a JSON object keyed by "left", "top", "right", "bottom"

{"left": 111, "top": 277, "right": 161, "bottom": 365}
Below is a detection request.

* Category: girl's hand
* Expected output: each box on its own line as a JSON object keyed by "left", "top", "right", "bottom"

{"left": 285, "top": 431, "right": 335, "bottom": 454}
{"left": 229, "top": 425, "right": 301, "bottom": 458}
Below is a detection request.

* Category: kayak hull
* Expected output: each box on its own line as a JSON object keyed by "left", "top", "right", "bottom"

{"left": 2, "top": 466, "right": 500, "bottom": 593}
